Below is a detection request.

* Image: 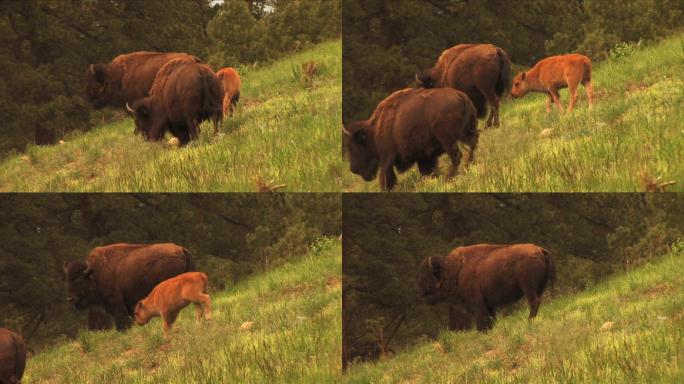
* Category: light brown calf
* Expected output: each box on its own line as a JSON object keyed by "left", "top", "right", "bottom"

{"left": 134, "top": 272, "right": 211, "bottom": 337}
{"left": 216, "top": 67, "right": 242, "bottom": 121}
{"left": 511, "top": 54, "right": 593, "bottom": 113}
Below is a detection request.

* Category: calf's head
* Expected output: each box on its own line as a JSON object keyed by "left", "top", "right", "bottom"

{"left": 417, "top": 256, "right": 448, "bottom": 304}
{"left": 85, "top": 63, "right": 112, "bottom": 108}
{"left": 134, "top": 300, "right": 154, "bottom": 325}
{"left": 510, "top": 72, "right": 531, "bottom": 98}
{"left": 63, "top": 261, "right": 96, "bottom": 310}
{"left": 343, "top": 120, "right": 378, "bottom": 182}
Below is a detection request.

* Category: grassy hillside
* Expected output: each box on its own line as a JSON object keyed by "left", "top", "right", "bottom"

{"left": 0, "top": 41, "right": 342, "bottom": 192}
{"left": 24, "top": 240, "right": 341, "bottom": 383}
{"left": 343, "top": 34, "right": 684, "bottom": 192}
{"left": 344, "top": 243, "right": 684, "bottom": 383}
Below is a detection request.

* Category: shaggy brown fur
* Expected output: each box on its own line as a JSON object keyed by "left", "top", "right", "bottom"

{"left": 216, "top": 67, "right": 242, "bottom": 121}
{"left": 511, "top": 54, "right": 593, "bottom": 113}
{"left": 63, "top": 243, "right": 195, "bottom": 331}
{"left": 417, "top": 44, "right": 511, "bottom": 128}
{"left": 126, "top": 59, "right": 224, "bottom": 144}
{"left": 0, "top": 328, "right": 25, "bottom": 384}
{"left": 417, "top": 244, "right": 555, "bottom": 331}
{"left": 344, "top": 87, "right": 478, "bottom": 191}
{"left": 134, "top": 272, "right": 211, "bottom": 337}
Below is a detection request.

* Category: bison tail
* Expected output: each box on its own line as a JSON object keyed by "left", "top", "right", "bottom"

{"left": 231, "top": 90, "right": 240, "bottom": 106}
{"left": 183, "top": 248, "right": 196, "bottom": 272}
{"left": 542, "top": 248, "right": 556, "bottom": 298}
{"left": 495, "top": 48, "right": 512, "bottom": 98}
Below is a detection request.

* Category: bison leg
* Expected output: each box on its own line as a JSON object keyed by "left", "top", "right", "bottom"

{"left": 379, "top": 158, "right": 397, "bottom": 191}
{"left": 448, "top": 305, "right": 471, "bottom": 331}
{"left": 546, "top": 94, "right": 553, "bottom": 113}
{"left": 483, "top": 93, "right": 500, "bottom": 128}
{"left": 417, "top": 156, "right": 438, "bottom": 176}
{"left": 549, "top": 89, "right": 564, "bottom": 113}
{"left": 567, "top": 83, "right": 579, "bottom": 113}
{"left": 441, "top": 142, "right": 463, "bottom": 178}
{"left": 524, "top": 290, "right": 542, "bottom": 319}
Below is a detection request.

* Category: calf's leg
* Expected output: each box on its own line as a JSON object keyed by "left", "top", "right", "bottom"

{"left": 567, "top": 82, "right": 579, "bottom": 113}
{"left": 549, "top": 89, "right": 564, "bottom": 113}
{"left": 584, "top": 81, "right": 594, "bottom": 109}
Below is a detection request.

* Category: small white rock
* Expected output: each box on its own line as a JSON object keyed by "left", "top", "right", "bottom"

{"left": 539, "top": 128, "right": 554, "bottom": 139}
{"left": 600, "top": 321, "right": 615, "bottom": 331}
{"left": 167, "top": 137, "right": 180, "bottom": 147}
{"left": 240, "top": 321, "right": 254, "bottom": 331}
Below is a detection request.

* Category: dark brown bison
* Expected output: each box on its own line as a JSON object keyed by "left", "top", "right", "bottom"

{"left": 134, "top": 272, "right": 211, "bottom": 337}
{"left": 63, "top": 243, "right": 195, "bottom": 331}
{"left": 85, "top": 52, "right": 201, "bottom": 109}
{"left": 416, "top": 44, "right": 511, "bottom": 128}
{"left": 216, "top": 67, "right": 242, "bottom": 120}
{"left": 417, "top": 243, "right": 555, "bottom": 331}
{"left": 0, "top": 328, "right": 25, "bottom": 384}
{"left": 511, "top": 54, "right": 594, "bottom": 113}
{"left": 343, "top": 87, "right": 478, "bottom": 191}
{"left": 125, "top": 59, "right": 224, "bottom": 144}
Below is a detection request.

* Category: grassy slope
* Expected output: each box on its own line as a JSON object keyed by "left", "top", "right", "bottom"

{"left": 24, "top": 242, "right": 341, "bottom": 383}
{"left": 344, "top": 34, "right": 684, "bottom": 192}
{"left": 345, "top": 245, "right": 684, "bottom": 383}
{"left": 0, "top": 41, "right": 342, "bottom": 192}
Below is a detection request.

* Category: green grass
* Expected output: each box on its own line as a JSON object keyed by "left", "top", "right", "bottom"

{"left": 344, "top": 244, "right": 684, "bottom": 383}
{"left": 24, "top": 241, "right": 342, "bottom": 383}
{"left": 0, "top": 40, "right": 342, "bottom": 192}
{"left": 343, "top": 34, "right": 684, "bottom": 192}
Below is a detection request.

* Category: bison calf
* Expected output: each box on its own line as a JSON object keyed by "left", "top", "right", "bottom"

{"left": 511, "top": 54, "right": 594, "bottom": 113}
{"left": 134, "top": 272, "right": 211, "bottom": 337}
{"left": 344, "top": 87, "right": 478, "bottom": 191}
{"left": 216, "top": 67, "right": 242, "bottom": 122}
{"left": 417, "top": 244, "right": 555, "bottom": 331}
{"left": 0, "top": 328, "right": 26, "bottom": 384}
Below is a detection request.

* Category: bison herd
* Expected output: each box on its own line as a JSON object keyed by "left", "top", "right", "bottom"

{"left": 345, "top": 43, "right": 594, "bottom": 190}
{"left": 86, "top": 52, "right": 242, "bottom": 145}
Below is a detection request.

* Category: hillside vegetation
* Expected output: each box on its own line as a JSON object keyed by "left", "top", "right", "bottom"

{"left": 23, "top": 240, "right": 341, "bottom": 383}
{"left": 344, "top": 243, "right": 684, "bottom": 383}
{"left": 0, "top": 40, "right": 342, "bottom": 192}
{"left": 343, "top": 34, "right": 684, "bottom": 192}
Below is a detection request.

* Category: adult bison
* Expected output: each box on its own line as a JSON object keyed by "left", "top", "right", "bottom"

{"left": 216, "top": 67, "right": 242, "bottom": 120}
{"left": 125, "top": 59, "right": 224, "bottom": 144}
{"left": 63, "top": 243, "right": 195, "bottom": 331}
{"left": 416, "top": 44, "right": 511, "bottom": 128}
{"left": 417, "top": 243, "right": 555, "bottom": 331}
{"left": 343, "top": 87, "right": 478, "bottom": 191}
{"left": 0, "top": 328, "right": 25, "bottom": 384}
{"left": 511, "top": 54, "right": 594, "bottom": 113}
{"left": 85, "top": 52, "right": 201, "bottom": 107}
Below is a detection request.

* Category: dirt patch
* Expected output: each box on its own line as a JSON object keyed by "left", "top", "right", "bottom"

{"left": 281, "top": 282, "right": 311, "bottom": 297}
{"left": 326, "top": 276, "right": 341, "bottom": 292}
{"left": 639, "top": 283, "right": 674, "bottom": 298}
{"left": 625, "top": 82, "right": 650, "bottom": 94}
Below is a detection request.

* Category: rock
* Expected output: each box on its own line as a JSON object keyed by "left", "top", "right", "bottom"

{"left": 167, "top": 137, "right": 180, "bottom": 148}
{"left": 240, "top": 321, "right": 254, "bottom": 331}
{"left": 600, "top": 321, "right": 615, "bottom": 331}
{"left": 539, "top": 128, "right": 554, "bottom": 139}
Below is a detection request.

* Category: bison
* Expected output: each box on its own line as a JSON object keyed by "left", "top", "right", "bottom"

{"left": 416, "top": 44, "right": 511, "bottom": 128}
{"left": 216, "top": 67, "right": 242, "bottom": 121}
{"left": 125, "top": 59, "right": 224, "bottom": 144}
{"left": 511, "top": 54, "right": 594, "bottom": 113}
{"left": 134, "top": 272, "right": 211, "bottom": 337}
{"left": 343, "top": 87, "right": 478, "bottom": 191}
{"left": 85, "top": 51, "right": 201, "bottom": 135}
{"left": 417, "top": 243, "right": 555, "bottom": 331}
{"left": 0, "top": 328, "right": 25, "bottom": 384}
{"left": 63, "top": 243, "right": 195, "bottom": 331}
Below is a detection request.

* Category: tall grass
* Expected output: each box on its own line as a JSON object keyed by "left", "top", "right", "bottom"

{"left": 343, "top": 34, "right": 684, "bottom": 192}
{"left": 344, "top": 244, "right": 684, "bottom": 383}
{"left": 0, "top": 41, "right": 342, "bottom": 192}
{"left": 24, "top": 240, "right": 342, "bottom": 383}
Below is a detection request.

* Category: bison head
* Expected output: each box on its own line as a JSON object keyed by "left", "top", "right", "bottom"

{"left": 85, "top": 63, "right": 113, "bottom": 108}
{"left": 417, "top": 256, "right": 448, "bottom": 304}
{"left": 126, "top": 99, "right": 154, "bottom": 139}
{"left": 510, "top": 71, "right": 530, "bottom": 98}
{"left": 134, "top": 301, "right": 152, "bottom": 325}
{"left": 63, "top": 261, "right": 97, "bottom": 310}
{"left": 343, "top": 120, "right": 378, "bottom": 182}
{"left": 414, "top": 70, "right": 436, "bottom": 89}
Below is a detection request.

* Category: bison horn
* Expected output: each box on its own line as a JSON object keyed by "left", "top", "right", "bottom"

{"left": 89, "top": 64, "right": 95, "bottom": 75}
{"left": 342, "top": 124, "right": 352, "bottom": 137}
{"left": 415, "top": 73, "right": 422, "bottom": 85}
{"left": 125, "top": 102, "right": 135, "bottom": 114}
{"left": 427, "top": 257, "right": 433, "bottom": 269}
